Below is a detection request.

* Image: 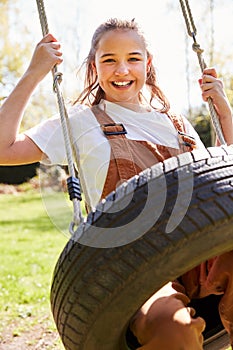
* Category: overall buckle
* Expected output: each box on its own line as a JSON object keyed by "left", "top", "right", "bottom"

{"left": 101, "top": 123, "right": 127, "bottom": 136}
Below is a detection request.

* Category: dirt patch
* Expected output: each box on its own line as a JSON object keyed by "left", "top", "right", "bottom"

{"left": 0, "top": 319, "right": 64, "bottom": 350}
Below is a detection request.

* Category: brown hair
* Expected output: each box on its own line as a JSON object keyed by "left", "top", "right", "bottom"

{"left": 74, "top": 18, "right": 170, "bottom": 113}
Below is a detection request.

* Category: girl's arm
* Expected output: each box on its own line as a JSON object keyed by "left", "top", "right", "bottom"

{"left": 199, "top": 67, "right": 233, "bottom": 145}
{"left": 0, "top": 34, "right": 63, "bottom": 165}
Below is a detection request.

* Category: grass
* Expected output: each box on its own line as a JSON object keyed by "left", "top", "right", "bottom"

{"left": 0, "top": 187, "right": 68, "bottom": 347}
{"left": 0, "top": 186, "right": 232, "bottom": 350}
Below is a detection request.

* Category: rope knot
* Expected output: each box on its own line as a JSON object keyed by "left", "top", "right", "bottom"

{"left": 192, "top": 42, "right": 204, "bottom": 55}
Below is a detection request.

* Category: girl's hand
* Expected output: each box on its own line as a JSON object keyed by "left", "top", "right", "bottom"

{"left": 199, "top": 67, "right": 233, "bottom": 145}
{"left": 26, "top": 33, "right": 63, "bottom": 82}
{"left": 199, "top": 67, "right": 231, "bottom": 120}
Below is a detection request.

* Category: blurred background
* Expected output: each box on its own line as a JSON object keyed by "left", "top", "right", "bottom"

{"left": 0, "top": 0, "right": 233, "bottom": 183}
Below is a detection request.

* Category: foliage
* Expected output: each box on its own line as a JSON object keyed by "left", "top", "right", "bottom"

{"left": 0, "top": 0, "right": 57, "bottom": 129}
{"left": 190, "top": 106, "right": 212, "bottom": 147}
{"left": 0, "top": 1, "right": 29, "bottom": 97}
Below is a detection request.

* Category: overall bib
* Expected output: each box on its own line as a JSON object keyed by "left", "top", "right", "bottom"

{"left": 91, "top": 105, "right": 196, "bottom": 199}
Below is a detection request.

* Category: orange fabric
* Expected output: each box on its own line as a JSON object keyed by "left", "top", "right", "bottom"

{"left": 101, "top": 139, "right": 183, "bottom": 198}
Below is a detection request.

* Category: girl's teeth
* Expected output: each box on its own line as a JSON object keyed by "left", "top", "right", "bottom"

{"left": 114, "top": 81, "right": 130, "bottom": 86}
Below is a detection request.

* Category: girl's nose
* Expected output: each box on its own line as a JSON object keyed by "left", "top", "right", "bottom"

{"left": 115, "top": 62, "right": 129, "bottom": 75}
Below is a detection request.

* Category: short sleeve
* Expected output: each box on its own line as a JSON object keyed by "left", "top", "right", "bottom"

{"left": 24, "top": 104, "right": 87, "bottom": 165}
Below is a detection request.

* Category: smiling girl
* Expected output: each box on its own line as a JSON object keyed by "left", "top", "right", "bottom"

{"left": 0, "top": 18, "right": 233, "bottom": 349}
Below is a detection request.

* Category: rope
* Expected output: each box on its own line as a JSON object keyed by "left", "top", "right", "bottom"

{"left": 36, "top": 0, "right": 83, "bottom": 231}
{"left": 179, "top": 0, "right": 226, "bottom": 145}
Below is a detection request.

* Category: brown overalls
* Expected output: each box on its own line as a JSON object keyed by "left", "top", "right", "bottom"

{"left": 91, "top": 105, "right": 233, "bottom": 347}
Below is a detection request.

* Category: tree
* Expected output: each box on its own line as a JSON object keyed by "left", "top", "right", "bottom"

{"left": 0, "top": 0, "right": 57, "bottom": 129}
{"left": 0, "top": 1, "right": 29, "bottom": 99}
{"left": 190, "top": 106, "right": 212, "bottom": 148}
{"left": 0, "top": 0, "right": 57, "bottom": 184}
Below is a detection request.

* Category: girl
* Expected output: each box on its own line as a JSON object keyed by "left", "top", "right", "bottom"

{"left": 0, "top": 18, "right": 233, "bottom": 349}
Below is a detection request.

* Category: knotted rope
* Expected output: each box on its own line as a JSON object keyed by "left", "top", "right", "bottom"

{"left": 179, "top": 0, "right": 226, "bottom": 145}
{"left": 36, "top": 0, "right": 83, "bottom": 232}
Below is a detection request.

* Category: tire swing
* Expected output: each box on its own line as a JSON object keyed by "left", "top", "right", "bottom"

{"left": 35, "top": 1, "right": 233, "bottom": 349}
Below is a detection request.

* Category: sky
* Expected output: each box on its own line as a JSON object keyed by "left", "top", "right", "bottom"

{"left": 14, "top": 0, "right": 233, "bottom": 114}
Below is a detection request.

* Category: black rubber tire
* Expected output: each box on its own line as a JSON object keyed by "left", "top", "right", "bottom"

{"left": 51, "top": 145, "right": 233, "bottom": 350}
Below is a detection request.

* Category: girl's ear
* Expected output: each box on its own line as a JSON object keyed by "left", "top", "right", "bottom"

{"left": 91, "top": 61, "right": 97, "bottom": 75}
{"left": 146, "top": 55, "right": 153, "bottom": 73}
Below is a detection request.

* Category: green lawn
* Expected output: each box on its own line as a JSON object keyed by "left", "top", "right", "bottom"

{"left": 0, "top": 189, "right": 68, "bottom": 347}
{"left": 0, "top": 188, "right": 232, "bottom": 350}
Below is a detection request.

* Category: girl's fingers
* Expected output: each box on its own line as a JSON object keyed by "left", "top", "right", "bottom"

{"left": 41, "top": 33, "right": 58, "bottom": 43}
{"left": 202, "top": 67, "right": 218, "bottom": 78}
{"left": 51, "top": 42, "right": 61, "bottom": 50}
{"left": 199, "top": 67, "right": 218, "bottom": 89}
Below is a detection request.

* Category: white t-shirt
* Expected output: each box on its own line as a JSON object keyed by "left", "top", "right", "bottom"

{"left": 25, "top": 100, "right": 205, "bottom": 208}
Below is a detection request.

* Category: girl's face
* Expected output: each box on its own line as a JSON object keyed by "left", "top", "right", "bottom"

{"left": 93, "top": 29, "right": 151, "bottom": 105}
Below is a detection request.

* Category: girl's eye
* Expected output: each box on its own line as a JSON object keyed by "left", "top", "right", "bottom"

{"left": 102, "top": 58, "right": 115, "bottom": 63}
{"left": 129, "top": 57, "right": 141, "bottom": 62}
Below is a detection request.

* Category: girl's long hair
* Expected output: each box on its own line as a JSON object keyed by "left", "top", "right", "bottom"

{"left": 74, "top": 18, "right": 170, "bottom": 113}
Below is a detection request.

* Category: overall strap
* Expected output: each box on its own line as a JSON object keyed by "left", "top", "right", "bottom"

{"left": 91, "top": 105, "right": 138, "bottom": 180}
{"left": 168, "top": 112, "right": 197, "bottom": 150}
